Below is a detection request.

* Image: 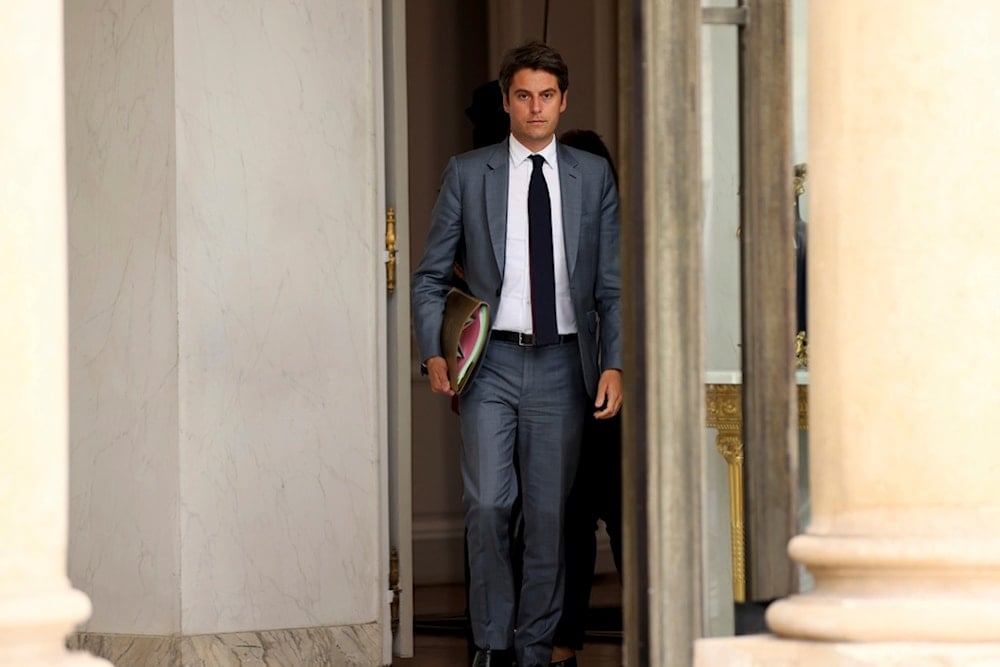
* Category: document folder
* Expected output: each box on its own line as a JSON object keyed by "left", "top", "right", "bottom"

{"left": 441, "top": 288, "right": 490, "bottom": 395}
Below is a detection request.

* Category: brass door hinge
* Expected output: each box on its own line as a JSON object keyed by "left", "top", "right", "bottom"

{"left": 385, "top": 207, "right": 397, "bottom": 294}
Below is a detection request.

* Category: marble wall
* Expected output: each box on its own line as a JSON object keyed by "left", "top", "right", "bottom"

{"left": 65, "top": 0, "right": 386, "bottom": 650}
{"left": 173, "top": 0, "right": 382, "bottom": 635}
{"left": 66, "top": 0, "right": 181, "bottom": 635}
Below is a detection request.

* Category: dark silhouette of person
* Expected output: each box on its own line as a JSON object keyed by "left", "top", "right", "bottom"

{"left": 466, "top": 80, "right": 511, "bottom": 149}
{"left": 794, "top": 164, "right": 808, "bottom": 334}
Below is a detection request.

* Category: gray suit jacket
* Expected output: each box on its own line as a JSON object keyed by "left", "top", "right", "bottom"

{"left": 412, "top": 139, "right": 622, "bottom": 399}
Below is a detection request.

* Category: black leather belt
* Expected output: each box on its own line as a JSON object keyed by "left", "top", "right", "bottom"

{"left": 490, "top": 330, "right": 578, "bottom": 347}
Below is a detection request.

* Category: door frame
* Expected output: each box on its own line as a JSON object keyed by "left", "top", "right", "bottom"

{"left": 381, "top": 0, "right": 414, "bottom": 659}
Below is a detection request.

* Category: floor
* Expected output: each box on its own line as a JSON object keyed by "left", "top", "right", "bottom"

{"left": 394, "top": 575, "right": 623, "bottom": 666}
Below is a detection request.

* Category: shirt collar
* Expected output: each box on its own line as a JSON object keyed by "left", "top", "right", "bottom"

{"left": 509, "top": 134, "right": 557, "bottom": 168}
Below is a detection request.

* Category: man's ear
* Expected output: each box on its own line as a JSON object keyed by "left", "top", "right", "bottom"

{"left": 502, "top": 93, "right": 510, "bottom": 113}
{"left": 559, "top": 89, "right": 569, "bottom": 113}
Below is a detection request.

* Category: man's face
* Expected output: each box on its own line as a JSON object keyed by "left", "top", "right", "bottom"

{"left": 503, "top": 68, "right": 568, "bottom": 153}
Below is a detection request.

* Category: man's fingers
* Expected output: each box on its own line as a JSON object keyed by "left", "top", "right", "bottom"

{"left": 593, "top": 375, "right": 622, "bottom": 419}
{"left": 594, "top": 386, "right": 607, "bottom": 408}
{"left": 430, "top": 369, "right": 454, "bottom": 396}
{"left": 594, "top": 393, "right": 622, "bottom": 419}
{"left": 425, "top": 357, "right": 455, "bottom": 396}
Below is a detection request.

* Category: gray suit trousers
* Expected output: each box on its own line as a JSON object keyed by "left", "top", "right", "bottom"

{"left": 459, "top": 337, "right": 587, "bottom": 667}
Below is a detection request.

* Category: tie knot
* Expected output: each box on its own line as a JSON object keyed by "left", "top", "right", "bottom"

{"left": 529, "top": 154, "right": 545, "bottom": 170}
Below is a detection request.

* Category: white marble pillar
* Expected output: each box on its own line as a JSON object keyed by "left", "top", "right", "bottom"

{"left": 0, "top": 3, "right": 108, "bottom": 666}
{"left": 697, "top": 1, "right": 1000, "bottom": 663}
{"left": 64, "top": 0, "right": 388, "bottom": 664}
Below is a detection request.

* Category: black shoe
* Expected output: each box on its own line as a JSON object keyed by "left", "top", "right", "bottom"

{"left": 550, "top": 656, "right": 578, "bottom": 667}
{"left": 472, "top": 648, "right": 514, "bottom": 667}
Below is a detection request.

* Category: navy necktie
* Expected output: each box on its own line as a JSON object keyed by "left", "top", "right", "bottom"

{"left": 528, "top": 154, "right": 558, "bottom": 345}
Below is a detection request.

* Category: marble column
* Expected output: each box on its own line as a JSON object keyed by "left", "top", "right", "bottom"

{"left": 64, "top": 0, "right": 387, "bottom": 664}
{"left": 0, "top": 2, "right": 108, "bottom": 665}
{"left": 696, "top": 1, "right": 1000, "bottom": 663}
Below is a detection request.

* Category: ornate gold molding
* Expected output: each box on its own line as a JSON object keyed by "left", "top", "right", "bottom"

{"left": 798, "top": 384, "right": 809, "bottom": 431}
{"left": 706, "top": 384, "right": 746, "bottom": 602}
{"left": 794, "top": 162, "right": 807, "bottom": 197}
{"left": 706, "top": 381, "right": 810, "bottom": 603}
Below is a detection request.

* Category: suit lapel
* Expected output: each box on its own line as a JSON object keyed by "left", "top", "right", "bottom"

{"left": 558, "top": 143, "right": 581, "bottom": 280}
{"left": 485, "top": 141, "right": 509, "bottom": 276}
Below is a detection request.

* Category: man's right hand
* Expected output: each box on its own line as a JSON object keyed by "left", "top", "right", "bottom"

{"left": 425, "top": 356, "right": 455, "bottom": 396}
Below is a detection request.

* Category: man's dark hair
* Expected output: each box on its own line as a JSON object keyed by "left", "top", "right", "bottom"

{"left": 498, "top": 41, "right": 569, "bottom": 97}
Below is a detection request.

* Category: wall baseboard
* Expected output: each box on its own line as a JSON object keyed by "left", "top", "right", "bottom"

{"left": 69, "top": 623, "right": 382, "bottom": 666}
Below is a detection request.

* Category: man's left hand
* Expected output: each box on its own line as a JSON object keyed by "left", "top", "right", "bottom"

{"left": 594, "top": 369, "right": 623, "bottom": 419}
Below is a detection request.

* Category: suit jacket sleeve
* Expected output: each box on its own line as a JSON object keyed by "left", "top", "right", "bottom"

{"left": 596, "top": 161, "right": 623, "bottom": 372}
{"left": 411, "top": 156, "right": 464, "bottom": 364}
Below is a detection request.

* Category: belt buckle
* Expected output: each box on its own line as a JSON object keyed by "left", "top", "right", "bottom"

{"left": 517, "top": 332, "right": 535, "bottom": 347}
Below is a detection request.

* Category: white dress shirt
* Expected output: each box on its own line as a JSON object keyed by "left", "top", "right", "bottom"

{"left": 492, "top": 135, "right": 577, "bottom": 335}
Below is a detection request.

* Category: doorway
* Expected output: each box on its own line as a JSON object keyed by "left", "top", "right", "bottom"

{"left": 396, "top": 1, "right": 803, "bottom": 663}
{"left": 402, "top": 0, "right": 623, "bottom": 644}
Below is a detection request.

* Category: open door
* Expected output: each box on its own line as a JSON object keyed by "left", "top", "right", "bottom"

{"left": 383, "top": 0, "right": 414, "bottom": 658}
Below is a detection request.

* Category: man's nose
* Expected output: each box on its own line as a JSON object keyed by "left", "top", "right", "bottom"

{"left": 530, "top": 96, "right": 543, "bottom": 113}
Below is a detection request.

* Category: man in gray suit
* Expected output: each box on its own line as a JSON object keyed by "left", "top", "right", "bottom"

{"left": 412, "top": 41, "right": 622, "bottom": 667}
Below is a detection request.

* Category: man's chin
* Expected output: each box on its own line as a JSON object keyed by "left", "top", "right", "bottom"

{"left": 524, "top": 128, "right": 552, "bottom": 141}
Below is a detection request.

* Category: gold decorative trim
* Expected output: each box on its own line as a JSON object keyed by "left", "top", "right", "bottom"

{"left": 798, "top": 384, "right": 809, "bottom": 431}
{"left": 706, "top": 381, "right": 810, "bottom": 603}
{"left": 385, "top": 207, "right": 397, "bottom": 294}
{"left": 706, "top": 384, "right": 746, "bottom": 603}
{"left": 794, "top": 162, "right": 807, "bottom": 197}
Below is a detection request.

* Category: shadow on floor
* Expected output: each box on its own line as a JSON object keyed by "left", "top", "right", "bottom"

{"left": 396, "top": 576, "right": 623, "bottom": 666}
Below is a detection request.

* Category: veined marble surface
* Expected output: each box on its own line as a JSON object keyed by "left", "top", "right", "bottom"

{"left": 173, "top": 0, "right": 382, "bottom": 634}
{"left": 65, "top": 0, "right": 182, "bottom": 635}
{"left": 65, "top": 0, "right": 385, "bottom": 640}
{"left": 70, "top": 623, "right": 381, "bottom": 666}
{"left": 69, "top": 633, "right": 179, "bottom": 666}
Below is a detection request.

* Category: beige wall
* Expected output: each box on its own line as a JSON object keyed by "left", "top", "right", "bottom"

{"left": 406, "top": 0, "right": 489, "bottom": 585}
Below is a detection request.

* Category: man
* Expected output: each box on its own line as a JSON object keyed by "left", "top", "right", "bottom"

{"left": 412, "top": 41, "right": 622, "bottom": 667}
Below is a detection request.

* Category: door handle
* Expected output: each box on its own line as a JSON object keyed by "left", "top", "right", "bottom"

{"left": 385, "top": 207, "right": 397, "bottom": 294}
